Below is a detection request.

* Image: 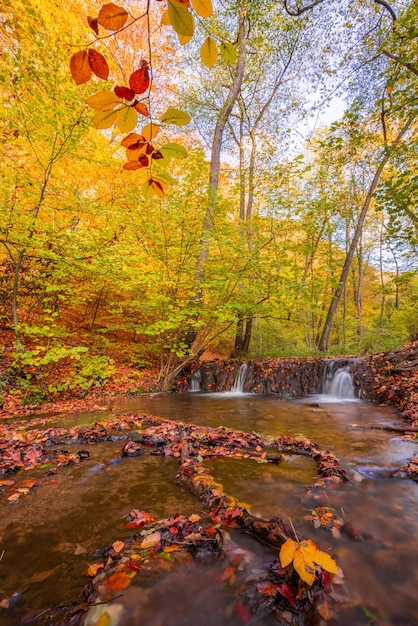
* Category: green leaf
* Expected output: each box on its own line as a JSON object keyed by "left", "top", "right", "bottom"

{"left": 200, "top": 37, "right": 218, "bottom": 68}
{"left": 160, "top": 107, "right": 191, "bottom": 126}
{"left": 220, "top": 42, "right": 237, "bottom": 65}
{"left": 160, "top": 143, "right": 187, "bottom": 159}
{"left": 167, "top": 0, "right": 195, "bottom": 37}
{"left": 156, "top": 170, "right": 178, "bottom": 186}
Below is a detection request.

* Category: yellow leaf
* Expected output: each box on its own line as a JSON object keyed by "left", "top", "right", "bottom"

{"left": 93, "top": 109, "right": 118, "bottom": 129}
{"left": 293, "top": 549, "right": 316, "bottom": 585}
{"left": 161, "top": 9, "right": 171, "bottom": 26}
{"left": 167, "top": 0, "right": 195, "bottom": 37}
{"left": 116, "top": 107, "right": 137, "bottom": 133}
{"left": 311, "top": 548, "right": 338, "bottom": 574}
{"left": 190, "top": 0, "right": 212, "bottom": 17}
{"left": 140, "top": 530, "right": 161, "bottom": 549}
{"left": 279, "top": 538, "right": 297, "bottom": 568}
{"left": 200, "top": 36, "right": 218, "bottom": 68}
{"left": 178, "top": 32, "right": 193, "bottom": 45}
{"left": 141, "top": 123, "right": 160, "bottom": 141}
{"left": 86, "top": 91, "right": 123, "bottom": 111}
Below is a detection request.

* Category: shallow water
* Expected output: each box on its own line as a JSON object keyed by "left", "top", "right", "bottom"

{"left": 0, "top": 393, "right": 417, "bottom": 625}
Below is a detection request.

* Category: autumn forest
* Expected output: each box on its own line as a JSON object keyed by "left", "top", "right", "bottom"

{"left": 1, "top": 2, "right": 418, "bottom": 625}
{"left": 0, "top": 0, "right": 416, "bottom": 403}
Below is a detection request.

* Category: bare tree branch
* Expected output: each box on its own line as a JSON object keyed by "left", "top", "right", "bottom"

{"left": 283, "top": 0, "right": 325, "bottom": 16}
{"left": 373, "top": 0, "right": 397, "bottom": 23}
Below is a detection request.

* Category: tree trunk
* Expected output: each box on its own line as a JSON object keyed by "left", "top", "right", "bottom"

{"left": 318, "top": 116, "right": 415, "bottom": 352}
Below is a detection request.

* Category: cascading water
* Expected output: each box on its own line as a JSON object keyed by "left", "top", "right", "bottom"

{"left": 231, "top": 363, "right": 248, "bottom": 393}
{"left": 322, "top": 363, "right": 356, "bottom": 400}
{"left": 189, "top": 370, "right": 202, "bottom": 392}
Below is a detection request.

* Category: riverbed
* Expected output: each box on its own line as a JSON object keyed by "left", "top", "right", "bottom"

{"left": 0, "top": 392, "right": 417, "bottom": 625}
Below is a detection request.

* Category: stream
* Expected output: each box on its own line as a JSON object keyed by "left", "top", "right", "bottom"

{"left": 0, "top": 392, "right": 417, "bottom": 625}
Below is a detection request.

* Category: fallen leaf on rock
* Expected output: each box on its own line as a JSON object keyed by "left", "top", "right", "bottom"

{"left": 103, "top": 571, "right": 135, "bottom": 592}
{"left": 280, "top": 538, "right": 337, "bottom": 586}
{"left": 140, "top": 531, "right": 161, "bottom": 549}
{"left": 7, "top": 492, "right": 21, "bottom": 502}
{"left": 84, "top": 602, "right": 124, "bottom": 626}
{"left": 87, "top": 563, "right": 104, "bottom": 577}
{"left": 112, "top": 540, "right": 124, "bottom": 553}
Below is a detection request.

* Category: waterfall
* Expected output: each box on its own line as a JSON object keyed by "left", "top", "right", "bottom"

{"left": 323, "top": 364, "right": 356, "bottom": 400}
{"left": 231, "top": 363, "right": 248, "bottom": 393}
{"left": 189, "top": 370, "right": 202, "bottom": 392}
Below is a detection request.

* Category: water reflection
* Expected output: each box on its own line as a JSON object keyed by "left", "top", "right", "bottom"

{"left": 0, "top": 393, "right": 417, "bottom": 625}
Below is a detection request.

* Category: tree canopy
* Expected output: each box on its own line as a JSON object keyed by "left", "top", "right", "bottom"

{"left": 0, "top": 0, "right": 417, "bottom": 394}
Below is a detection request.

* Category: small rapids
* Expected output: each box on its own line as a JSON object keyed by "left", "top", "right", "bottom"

{"left": 0, "top": 393, "right": 417, "bottom": 626}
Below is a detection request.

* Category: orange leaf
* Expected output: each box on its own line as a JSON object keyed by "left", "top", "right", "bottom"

{"left": 103, "top": 572, "right": 133, "bottom": 592}
{"left": 8, "top": 492, "right": 21, "bottom": 502}
{"left": 112, "top": 540, "right": 124, "bottom": 553}
{"left": 140, "top": 531, "right": 161, "bottom": 549}
{"left": 123, "top": 161, "right": 145, "bottom": 170}
{"left": 134, "top": 102, "right": 149, "bottom": 117}
{"left": 188, "top": 513, "right": 201, "bottom": 523}
{"left": 87, "top": 563, "right": 104, "bottom": 576}
{"left": 163, "top": 545, "right": 181, "bottom": 552}
{"left": 97, "top": 2, "right": 128, "bottom": 30}
{"left": 88, "top": 49, "right": 109, "bottom": 80}
{"left": 141, "top": 123, "right": 160, "bottom": 141}
{"left": 70, "top": 50, "right": 92, "bottom": 85}
{"left": 121, "top": 132, "right": 145, "bottom": 147}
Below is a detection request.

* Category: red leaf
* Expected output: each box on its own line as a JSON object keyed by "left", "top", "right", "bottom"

{"left": 235, "top": 601, "right": 251, "bottom": 623}
{"left": 129, "top": 62, "right": 150, "bottom": 94}
{"left": 126, "top": 560, "right": 141, "bottom": 571}
{"left": 114, "top": 85, "right": 136, "bottom": 101}
{"left": 277, "top": 584, "right": 294, "bottom": 604}
{"left": 218, "top": 566, "right": 235, "bottom": 582}
{"left": 87, "top": 15, "right": 99, "bottom": 35}
{"left": 205, "top": 525, "right": 217, "bottom": 537}
{"left": 88, "top": 49, "right": 109, "bottom": 80}
{"left": 169, "top": 526, "right": 179, "bottom": 534}
{"left": 70, "top": 50, "right": 92, "bottom": 85}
